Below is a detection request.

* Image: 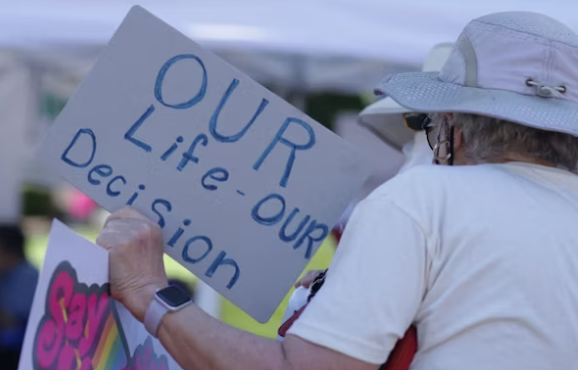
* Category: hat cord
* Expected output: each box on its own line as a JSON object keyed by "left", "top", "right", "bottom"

{"left": 525, "top": 79, "right": 566, "bottom": 98}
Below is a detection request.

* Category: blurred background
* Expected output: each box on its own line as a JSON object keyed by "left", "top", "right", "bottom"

{"left": 0, "top": 0, "right": 577, "bottom": 366}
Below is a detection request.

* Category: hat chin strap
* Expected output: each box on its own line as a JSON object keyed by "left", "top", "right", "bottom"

{"left": 432, "top": 121, "right": 455, "bottom": 166}
{"left": 433, "top": 140, "right": 453, "bottom": 165}
{"left": 525, "top": 79, "right": 566, "bottom": 98}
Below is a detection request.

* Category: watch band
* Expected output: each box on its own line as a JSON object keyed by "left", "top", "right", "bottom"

{"left": 144, "top": 296, "right": 167, "bottom": 338}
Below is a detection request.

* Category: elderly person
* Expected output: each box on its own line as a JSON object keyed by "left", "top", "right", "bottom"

{"left": 97, "top": 11, "right": 578, "bottom": 370}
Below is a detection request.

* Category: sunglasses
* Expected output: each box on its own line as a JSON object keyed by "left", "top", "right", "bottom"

{"left": 403, "top": 113, "right": 437, "bottom": 150}
{"left": 402, "top": 112, "right": 427, "bottom": 131}
{"left": 422, "top": 116, "right": 438, "bottom": 150}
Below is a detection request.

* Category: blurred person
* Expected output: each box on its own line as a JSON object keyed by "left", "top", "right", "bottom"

{"left": 95, "top": 12, "right": 577, "bottom": 370}
{"left": 0, "top": 225, "right": 38, "bottom": 370}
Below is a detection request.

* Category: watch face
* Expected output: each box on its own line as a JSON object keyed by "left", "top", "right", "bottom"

{"left": 157, "top": 286, "right": 191, "bottom": 307}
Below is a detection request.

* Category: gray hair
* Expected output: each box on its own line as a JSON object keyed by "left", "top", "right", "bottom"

{"left": 429, "top": 113, "right": 578, "bottom": 173}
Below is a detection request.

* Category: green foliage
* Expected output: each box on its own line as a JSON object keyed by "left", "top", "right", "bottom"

{"left": 305, "top": 93, "right": 366, "bottom": 130}
{"left": 22, "top": 186, "right": 61, "bottom": 218}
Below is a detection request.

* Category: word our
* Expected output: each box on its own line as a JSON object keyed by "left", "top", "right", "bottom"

{"left": 59, "top": 53, "right": 330, "bottom": 291}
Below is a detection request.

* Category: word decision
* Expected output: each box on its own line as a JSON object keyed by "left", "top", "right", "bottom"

{"left": 62, "top": 54, "right": 324, "bottom": 287}
{"left": 38, "top": 6, "right": 370, "bottom": 322}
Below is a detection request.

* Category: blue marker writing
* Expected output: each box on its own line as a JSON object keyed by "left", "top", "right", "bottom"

{"left": 107, "top": 175, "right": 127, "bottom": 197}
{"left": 161, "top": 136, "right": 184, "bottom": 161}
{"left": 279, "top": 208, "right": 311, "bottom": 243}
{"left": 253, "top": 118, "right": 316, "bottom": 187}
{"left": 205, "top": 251, "right": 240, "bottom": 290}
{"left": 87, "top": 164, "right": 113, "bottom": 185}
{"left": 126, "top": 184, "right": 146, "bottom": 206}
{"left": 182, "top": 236, "right": 213, "bottom": 264}
{"left": 251, "top": 193, "right": 286, "bottom": 226}
{"left": 168, "top": 219, "right": 192, "bottom": 247}
{"left": 209, "top": 78, "right": 269, "bottom": 143}
{"left": 124, "top": 105, "right": 155, "bottom": 153}
{"left": 201, "top": 167, "right": 229, "bottom": 191}
{"left": 61, "top": 128, "right": 97, "bottom": 168}
{"left": 155, "top": 54, "right": 207, "bottom": 109}
{"left": 177, "top": 134, "right": 208, "bottom": 172}
{"left": 294, "top": 220, "right": 329, "bottom": 259}
{"left": 151, "top": 199, "right": 172, "bottom": 228}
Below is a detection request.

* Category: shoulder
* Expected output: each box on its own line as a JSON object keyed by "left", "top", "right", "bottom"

{"left": 360, "top": 165, "right": 503, "bottom": 232}
{"left": 368, "top": 164, "right": 501, "bottom": 203}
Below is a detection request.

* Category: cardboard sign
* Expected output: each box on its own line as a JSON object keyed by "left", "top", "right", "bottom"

{"left": 37, "top": 6, "right": 371, "bottom": 322}
{"left": 18, "top": 220, "right": 182, "bottom": 370}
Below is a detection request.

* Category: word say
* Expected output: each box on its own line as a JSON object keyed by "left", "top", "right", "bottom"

{"left": 20, "top": 222, "right": 180, "bottom": 370}
{"left": 34, "top": 263, "right": 114, "bottom": 370}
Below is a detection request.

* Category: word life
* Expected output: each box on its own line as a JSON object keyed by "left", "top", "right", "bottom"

{"left": 57, "top": 53, "right": 330, "bottom": 291}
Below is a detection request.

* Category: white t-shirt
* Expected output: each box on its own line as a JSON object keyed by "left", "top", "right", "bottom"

{"left": 398, "top": 132, "right": 433, "bottom": 174}
{"left": 288, "top": 162, "right": 578, "bottom": 370}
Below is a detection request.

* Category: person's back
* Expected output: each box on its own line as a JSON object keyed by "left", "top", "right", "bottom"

{"left": 372, "top": 163, "right": 577, "bottom": 369}
{"left": 91, "top": 11, "right": 578, "bottom": 370}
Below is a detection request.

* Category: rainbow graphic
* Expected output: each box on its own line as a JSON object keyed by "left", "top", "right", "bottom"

{"left": 35, "top": 262, "right": 170, "bottom": 370}
{"left": 92, "top": 312, "right": 128, "bottom": 370}
{"left": 58, "top": 297, "right": 128, "bottom": 370}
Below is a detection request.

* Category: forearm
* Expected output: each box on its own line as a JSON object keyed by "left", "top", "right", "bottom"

{"left": 157, "top": 304, "right": 289, "bottom": 370}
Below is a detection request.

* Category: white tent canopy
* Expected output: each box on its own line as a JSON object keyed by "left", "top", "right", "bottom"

{"left": 0, "top": 0, "right": 577, "bottom": 212}
{"left": 1, "top": 0, "right": 577, "bottom": 93}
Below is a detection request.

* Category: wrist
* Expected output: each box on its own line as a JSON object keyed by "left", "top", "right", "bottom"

{"left": 157, "top": 302, "right": 196, "bottom": 340}
{"left": 125, "top": 281, "right": 168, "bottom": 323}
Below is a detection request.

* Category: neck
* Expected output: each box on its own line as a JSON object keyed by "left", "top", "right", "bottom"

{"left": 500, "top": 153, "right": 559, "bottom": 168}
{"left": 454, "top": 152, "right": 560, "bottom": 169}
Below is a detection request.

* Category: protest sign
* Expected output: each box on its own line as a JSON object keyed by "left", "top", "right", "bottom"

{"left": 18, "top": 220, "right": 182, "bottom": 370}
{"left": 37, "top": 6, "right": 372, "bottom": 322}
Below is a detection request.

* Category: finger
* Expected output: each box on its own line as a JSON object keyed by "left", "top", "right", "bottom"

{"left": 97, "top": 219, "right": 142, "bottom": 250}
{"left": 96, "top": 232, "right": 115, "bottom": 250}
{"left": 294, "top": 271, "right": 318, "bottom": 288}
{"left": 297, "top": 271, "right": 314, "bottom": 286}
{"left": 104, "top": 206, "right": 152, "bottom": 228}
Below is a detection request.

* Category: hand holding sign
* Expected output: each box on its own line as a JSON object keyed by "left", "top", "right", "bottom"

{"left": 97, "top": 207, "right": 169, "bottom": 323}
{"left": 37, "top": 6, "right": 371, "bottom": 322}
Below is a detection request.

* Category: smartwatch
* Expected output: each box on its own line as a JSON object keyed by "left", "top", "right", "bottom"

{"left": 144, "top": 285, "right": 192, "bottom": 338}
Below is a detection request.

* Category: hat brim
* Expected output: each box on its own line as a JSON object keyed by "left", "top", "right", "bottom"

{"left": 360, "top": 96, "right": 410, "bottom": 116}
{"left": 358, "top": 98, "right": 413, "bottom": 150}
{"left": 377, "top": 72, "right": 578, "bottom": 137}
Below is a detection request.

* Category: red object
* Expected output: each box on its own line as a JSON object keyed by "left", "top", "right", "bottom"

{"left": 278, "top": 305, "right": 417, "bottom": 370}
{"left": 381, "top": 326, "right": 417, "bottom": 370}
{"left": 331, "top": 228, "right": 343, "bottom": 244}
{"left": 278, "top": 223, "right": 418, "bottom": 369}
{"left": 69, "top": 190, "right": 97, "bottom": 220}
{"left": 277, "top": 305, "right": 308, "bottom": 338}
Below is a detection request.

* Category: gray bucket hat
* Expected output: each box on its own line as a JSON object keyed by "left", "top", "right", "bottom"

{"left": 375, "top": 12, "right": 578, "bottom": 137}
